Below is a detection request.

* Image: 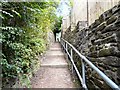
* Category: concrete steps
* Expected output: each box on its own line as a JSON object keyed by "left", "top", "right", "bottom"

{"left": 32, "top": 43, "right": 75, "bottom": 88}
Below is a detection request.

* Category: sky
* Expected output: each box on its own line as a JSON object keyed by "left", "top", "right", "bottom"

{"left": 56, "top": 0, "right": 71, "bottom": 17}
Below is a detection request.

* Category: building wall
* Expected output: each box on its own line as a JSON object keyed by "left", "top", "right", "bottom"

{"left": 62, "top": 16, "right": 70, "bottom": 35}
{"left": 62, "top": 0, "right": 119, "bottom": 33}
{"left": 88, "top": 0, "right": 119, "bottom": 25}
{"left": 72, "top": 0, "right": 87, "bottom": 24}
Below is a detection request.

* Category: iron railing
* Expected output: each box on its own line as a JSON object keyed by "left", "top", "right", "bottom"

{"left": 60, "top": 38, "right": 120, "bottom": 90}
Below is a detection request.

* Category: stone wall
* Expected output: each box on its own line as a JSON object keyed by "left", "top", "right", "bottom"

{"left": 63, "top": 3, "right": 120, "bottom": 89}
{"left": 47, "top": 31, "right": 55, "bottom": 46}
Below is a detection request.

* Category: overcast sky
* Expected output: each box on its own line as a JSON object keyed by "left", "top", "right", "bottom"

{"left": 56, "top": 0, "right": 71, "bottom": 17}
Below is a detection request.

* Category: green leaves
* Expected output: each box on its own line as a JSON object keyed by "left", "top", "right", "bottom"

{"left": 0, "top": 27, "right": 17, "bottom": 31}
{"left": 2, "top": 1, "right": 59, "bottom": 88}
{"left": 0, "top": 13, "right": 4, "bottom": 19}
{"left": 12, "top": 10, "right": 21, "bottom": 18}
{"left": 1, "top": 10, "right": 14, "bottom": 17}
{"left": 53, "top": 16, "right": 62, "bottom": 33}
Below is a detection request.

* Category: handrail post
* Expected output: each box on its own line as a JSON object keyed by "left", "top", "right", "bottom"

{"left": 66, "top": 42, "right": 68, "bottom": 52}
{"left": 71, "top": 48, "right": 74, "bottom": 73}
{"left": 64, "top": 41, "right": 66, "bottom": 50}
{"left": 82, "top": 60, "right": 87, "bottom": 89}
{"left": 62, "top": 39, "right": 64, "bottom": 50}
{"left": 63, "top": 40, "right": 65, "bottom": 49}
{"left": 60, "top": 39, "right": 62, "bottom": 49}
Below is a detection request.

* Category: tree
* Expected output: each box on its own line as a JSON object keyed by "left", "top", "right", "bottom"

{"left": 1, "top": 1, "right": 60, "bottom": 87}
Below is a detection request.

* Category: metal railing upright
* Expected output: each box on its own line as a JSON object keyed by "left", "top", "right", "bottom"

{"left": 60, "top": 38, "right": 120, "bottom": 90}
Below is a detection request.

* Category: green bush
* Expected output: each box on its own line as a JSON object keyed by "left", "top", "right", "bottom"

{"left": 1, "top": 1, "right": 59, "bottom": 87}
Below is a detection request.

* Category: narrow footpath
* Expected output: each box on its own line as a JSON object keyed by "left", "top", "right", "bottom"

{"left": 32, "top": 43, "right": 75, "bottom": 88}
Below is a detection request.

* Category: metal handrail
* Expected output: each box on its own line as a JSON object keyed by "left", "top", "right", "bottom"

{"left": 60, "top": 38, "right": 120, "bottom": 90}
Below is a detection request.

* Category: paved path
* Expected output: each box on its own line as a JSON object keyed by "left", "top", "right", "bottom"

{"left": 31, "top": 43, "right": 75, "bottom": 88}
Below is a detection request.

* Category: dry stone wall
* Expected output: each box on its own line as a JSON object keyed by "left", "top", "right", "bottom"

{"left": 63, "top": 3, "right": 120, "bottom": 89}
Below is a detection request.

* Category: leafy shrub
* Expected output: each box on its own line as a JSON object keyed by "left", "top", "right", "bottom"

{"left": 1, "top": 1, "right": 59, "bottom": 87}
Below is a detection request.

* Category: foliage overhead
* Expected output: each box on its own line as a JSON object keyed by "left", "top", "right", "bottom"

{"left": 53, "top": 16, "right": 62, "bottom": 33}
